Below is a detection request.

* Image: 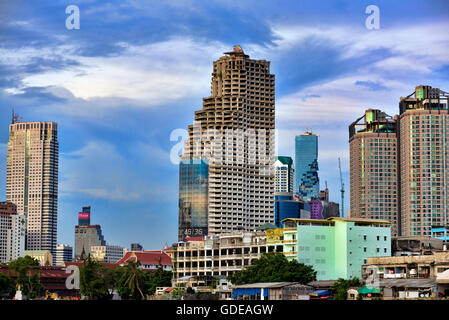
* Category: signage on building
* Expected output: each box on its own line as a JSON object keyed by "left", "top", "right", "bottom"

{"left": 78, "top": 212, "right": 90, "bottom": 219}
{"left": 181, "top": 227, "right": 208, "bottom": 238}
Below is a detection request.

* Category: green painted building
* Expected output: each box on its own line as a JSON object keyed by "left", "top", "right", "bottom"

{"left": 269, "top": 217, "right": 391, "bottom": 280}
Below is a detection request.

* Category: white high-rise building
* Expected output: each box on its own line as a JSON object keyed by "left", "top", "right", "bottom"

{"left": 180, "top": 46, "right": 275, "bottom": 236}
{"left": 274, "top": 156, "right": 294, "bottom": 193}
{"left": 0, "top": 202, "right": 25, "bottom": 263}
{"left": 6, "top": 118, "right": 59, "bottom": 256}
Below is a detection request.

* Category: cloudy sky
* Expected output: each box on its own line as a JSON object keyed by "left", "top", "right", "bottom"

{"left": 1, "top": 0, "right": 448, "bottom": 250}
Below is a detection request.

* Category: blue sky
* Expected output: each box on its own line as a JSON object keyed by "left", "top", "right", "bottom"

{"left": 1, "top": 0, "right": 448, "bottom": 250}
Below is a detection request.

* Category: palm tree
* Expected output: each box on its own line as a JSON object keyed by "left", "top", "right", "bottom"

{"left": 122, "top": 261, "right": 146, "bottom": 300}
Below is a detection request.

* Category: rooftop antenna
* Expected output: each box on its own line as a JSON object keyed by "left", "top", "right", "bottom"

{"left": 11, "top": 108, "right": 22, "bottom": 124}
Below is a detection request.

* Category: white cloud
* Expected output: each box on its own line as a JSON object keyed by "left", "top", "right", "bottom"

{"left": 59, "top": 140, "right": 175, "bottom": 202}
{"left": 266, "top": 22, "right": 449, "bottom": 66}
{"left": 4, "top": 38, "right": 228, "bottom": 106}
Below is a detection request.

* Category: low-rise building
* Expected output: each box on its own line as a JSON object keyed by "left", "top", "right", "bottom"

{"left": 271, "top": 217, "right": 392, "bottom": 280}
{"left": 117, "top": 250, "right": 172, "bottom": 271}
{"left": 171, "top": 231, "right": 282, "bottom": 285}
{"left": 392, "top": 236, "right": 444, "bottom": 256}
{"left": 91, "top": 245, "right": 127, "bottom": 263}
{"left": 233, "top": 282, "right": 314, "bottom": 300}
{"left": 24, "top": 250, "right": 53, "bottom": 266}
{"left": 363, "top": 252, "right": 449, "bottom": 298}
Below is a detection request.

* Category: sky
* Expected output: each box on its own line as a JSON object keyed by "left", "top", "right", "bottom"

{"left": 0, "top": 0, "right": 448, "bottom": 250}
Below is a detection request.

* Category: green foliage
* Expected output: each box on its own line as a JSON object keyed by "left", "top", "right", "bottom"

{"left": 79, "top": 256, "right": 109, "bottom": 300}
{"left": 186, "top": 286, "right": 195, "bottom": 294}
{"left": 8, "top": 256, "right": 44, "bottom": 299}
{"left": 104, "top": 266, "right": 126, "bottom": 293}
{"left": 332, "top": 277, "right": 364, "bottom": 300}
{"left": 144, "top": 268, "right": 172, "bottom": 295}
{"left": 171, "top": 288, "right": 184, "bottom": 300}
{"left": 117, "top": 261, "right": 147, "bottom": 300}
{"left": 0, "top": 272, "right": 15, "bottom": 295}
{"left": 227, "top": 252, "right": 317, "bottom": 285}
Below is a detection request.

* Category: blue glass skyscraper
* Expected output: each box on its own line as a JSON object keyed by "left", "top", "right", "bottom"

{"left": 178, "top": 159, "right": 209, "bottom": 241}
{"left": 295, "top": 131, "right": 319, "bottom": 201}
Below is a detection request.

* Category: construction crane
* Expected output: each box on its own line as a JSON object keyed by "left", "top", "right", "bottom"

{"left": 338, "top": 158, "right": 345, "bottom": 218}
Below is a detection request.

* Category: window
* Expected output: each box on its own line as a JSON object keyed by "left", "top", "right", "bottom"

{"left": 363, "top": 235, "right": 367, "bottom": 241}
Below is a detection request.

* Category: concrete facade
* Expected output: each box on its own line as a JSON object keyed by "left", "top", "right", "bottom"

{"left": 181, "top": 46, "right": 275, "bottom": 235}
{"left": 171, "top": 231, "right": 284, "bottom": 285}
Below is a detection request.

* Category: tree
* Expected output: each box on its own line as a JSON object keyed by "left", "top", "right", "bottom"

{"left": 119, "top": 261, "right": 147, "bottom": 300}
{"left": 145, "top": 268, "right": 173, "bottom": 295}
{"left": 332, "top": 277, "right": 364, "bottom": 300}
{"left": 0, "top": 272, "right": 15, "bottom": 297}
{"left": 104, "top": 266, "right": 125, "bottom": 292}
{"left": 227, "top": 252, "right": 317, "bottom": 285}
{"left": 79, "top": 255, "right": 109, "bottom": 300}
{"left": 8, "top": 256, "right": 44, "bottom": 299}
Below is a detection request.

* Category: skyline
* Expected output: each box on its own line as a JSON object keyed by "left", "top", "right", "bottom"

{"left": 1, "top": 1, "right": 449, "bottom": 250}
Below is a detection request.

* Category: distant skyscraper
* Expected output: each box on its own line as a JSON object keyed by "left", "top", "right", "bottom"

{"left": 0, "top": 201, "right": 25, "bottom": 263}
{"left": 349, "top": 109, "right": 399, "bottom": 236}
{"left": 180, "top": 46, "right": 275, "bottom": 235}
{"left": 274, "top": 193, "right": 310, "bottom": 227}
{"left": 274, "top": 156, "right": 294, "bottom": 193}
{"left": 130, "top": 243, "right": 143, "bottom": 251}
{"left": 74, "top": 207, "right": 106, "bottom": 260}
{"left": 78, "top": 206, "right": 91, "bottom": 226}
{"left": 55, "top": 244, "right": 73, "bottom": 266}
{"left": 295, "top": 131, "right": 319, "bottom": 201}
{"left": 398, "top": 86, "right": 449, "bottom": 236}
{"left": 6, "top": 118, "right": 59, "bottom": 256}
{"left": 178, "top": 159, "right": 209, "bottom": 241}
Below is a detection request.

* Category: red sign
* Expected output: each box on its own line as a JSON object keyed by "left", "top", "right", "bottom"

{"left": 78, "top": 212, "right": 90, "bottom": 219}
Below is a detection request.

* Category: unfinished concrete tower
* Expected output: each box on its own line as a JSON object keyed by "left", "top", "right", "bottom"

{"left": 179, "top": 46, "right": 275, "bottom": 239}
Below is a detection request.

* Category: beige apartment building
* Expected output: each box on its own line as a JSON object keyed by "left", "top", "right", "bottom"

{"left": 180, "top": 45, "right": 275, "bottom": 237}
{"left": 349, "top": 86, "right": 449, "bottom": 237}
{"left": 349, "top": 109, "right": 399, "bottom": 236}
{"left": 171, "top": 231, "right": 283, "bottom": 285}
{"left": 6, "top": 119, "right": 59, "bottom": 255}
{"left": 398, "top": 86, "right": 449, "bottom": 236}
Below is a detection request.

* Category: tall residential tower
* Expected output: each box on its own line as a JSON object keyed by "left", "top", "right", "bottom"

{"left": 349, "top": 86, "right": 449, "bottom": 237}
{"left": 349, "top": 109, "right": 399, "bottom": 235}
{"left": 6, "top": 118, "right": 59, "bottom": 256}
{"left": 398, "top": 86, "right": 449, "bottom": 236}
